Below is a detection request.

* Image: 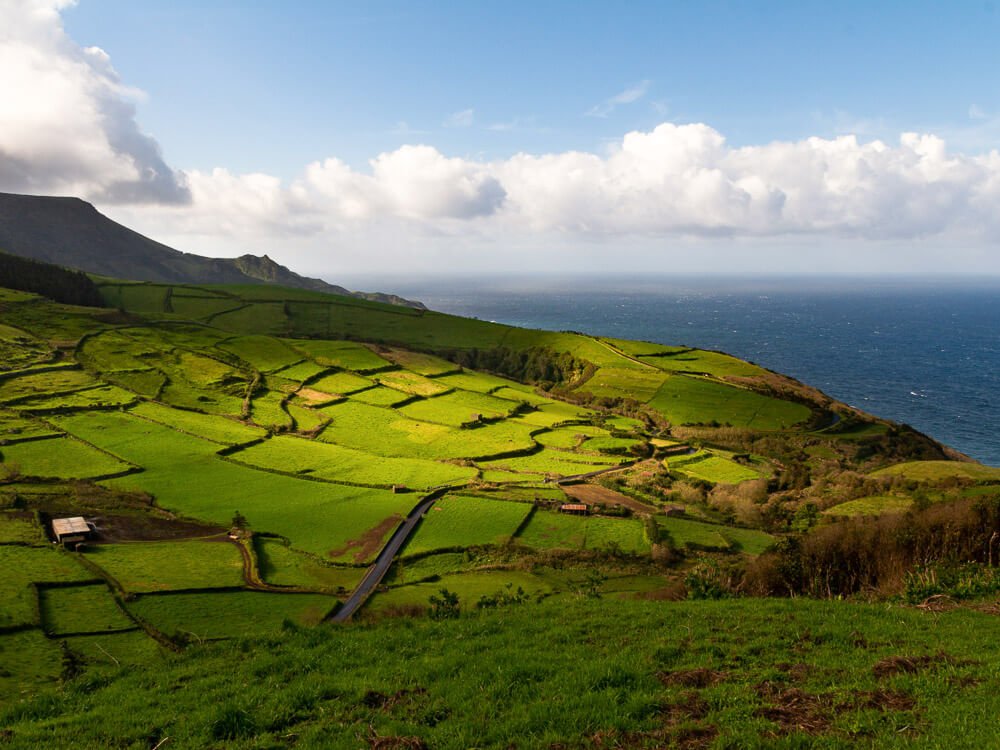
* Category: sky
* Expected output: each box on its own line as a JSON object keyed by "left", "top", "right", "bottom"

{"left": 3, "top": 0, "right": 1000, "bottom": 280}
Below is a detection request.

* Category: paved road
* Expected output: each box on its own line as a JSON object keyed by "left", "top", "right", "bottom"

{"left": 330, "top": 488, "right": 449, "bottom": 623}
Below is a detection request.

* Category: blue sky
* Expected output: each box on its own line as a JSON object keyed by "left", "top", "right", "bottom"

{"left": 3, "top": 0, "right": 1000, "bottom": 277}
{"left": 62, "top": 1, "right": 1000, "bottom": 171}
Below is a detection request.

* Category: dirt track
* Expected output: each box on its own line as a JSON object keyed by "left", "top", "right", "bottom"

{"left": 560, "top": 483, "right": 657, "bottom": 515}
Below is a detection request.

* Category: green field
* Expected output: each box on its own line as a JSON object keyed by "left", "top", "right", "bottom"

{"left": 434, "top": 370, "right": 519, "bottom": 393}
{"left": 217, "top": 335, "right": 303, "bottom": 372}
{"left": 397, "top": 389, "right": 519, "bottom": 426}
{"left": 401, "top": 495, "right": 533, "bottom": 556}
{"left": 39, "top": 584, "right": 134, "bottom": 636}
{"left": 0, "top": 436, "right": 132, "bottom": 479}
{"left": 287, "top": 340, "right": 392, "bottom": 371}
{"left": 515, "top": 510, "right": 650, "bottom": 554}
{"left": 0, "top": 545, "right": 94, "bottom": 629}
{"left": 318, "top": 400, "right": 537, "bottom": 460}
{"left": 130, "top": 590, "right": 338, "bottom": 639}
{"left": 87, "top": 540, "right": 245, "bottom": 593}
{"left": 130, "top": 401, "right": 266, "bottom": 445}
{"left": 346, "top": 384, "right": 411, "bottom": 406}
{"left": 648, "top": 374, "right": 811, "bottom": 429}
{"left": 668, "top": 454, "right": 764, "bottom": 484}
{"left": 0, "top": 512, "right": 42, "bottom": 544}
{"left": 255, "top": 538, "right": 365, "bottom": 592}
{"left": 483, "top": 448, "right": 621, "bottom": 477}
{"left": 233, "top": 434, "right": 477, "bottom": 489}
{"left": 51, "top": 411, "right": 416, "bottom": 560}
{"left": 536, "top": 425, "right": 608, "bottom": 449}
{"left": 368, "top": 569, "right": 549, "bottom": 614}
{"left": 376, "top": 370, "right": 450, "bottom": 396}
{"left": 825, "top": 495, "right": 915, "bottom": 517}
{"left": 580, "top": 366, "right": 667, "bottom": 401}
{"left": 307, "top": 371, "right": 373, "bottom": 396}
{"left": 871, "top": 460, "right": 1000, "bottom": 482}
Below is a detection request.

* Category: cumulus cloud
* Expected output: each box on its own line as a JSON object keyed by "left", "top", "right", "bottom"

{"left": 0, "top": 0, "right": 188, "bottom": 203}
{"left": 586, "top": 80, "right": 651, "bottom": 118}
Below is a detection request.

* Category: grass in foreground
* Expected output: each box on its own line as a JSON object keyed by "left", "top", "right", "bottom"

{"left": 5, "top": 598, "right": 1000, "bottom": 748}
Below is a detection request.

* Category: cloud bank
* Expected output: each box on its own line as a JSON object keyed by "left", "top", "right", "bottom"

{"left": 0, "top": 0, "right": 188, "bottom": 203}
{"left": 4, "top": 0, "right": 1000, "bottom": 269}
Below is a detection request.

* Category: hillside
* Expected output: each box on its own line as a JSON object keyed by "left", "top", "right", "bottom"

{"left": 1, "top": 279, "right": 998, "bottom": 746}
{"left": 0, "top": 192, "right": 422, "bottom": 309}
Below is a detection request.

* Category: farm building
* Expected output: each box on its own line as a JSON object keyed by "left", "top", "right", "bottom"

{"left": 559, "top": 503, "right": 589, "bottom": 516}
{"left": 51, "top": 516, "right": 92, "bottom": 547}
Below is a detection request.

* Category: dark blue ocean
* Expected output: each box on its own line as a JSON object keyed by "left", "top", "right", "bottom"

{"left": 348, "top": 275, "right": 1000, "bottom": 467}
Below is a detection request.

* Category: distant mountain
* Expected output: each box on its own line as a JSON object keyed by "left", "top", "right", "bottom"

{"left": 0, "top": 192, "right": 424, "bottom": 309}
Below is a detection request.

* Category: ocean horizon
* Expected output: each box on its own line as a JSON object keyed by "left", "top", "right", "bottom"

{"left": 338, "top": 274, "right": 1000, "bottom": 467}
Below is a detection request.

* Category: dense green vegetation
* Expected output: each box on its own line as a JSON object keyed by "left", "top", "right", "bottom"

{"left": 1, "top": 275, "right": 997, "bottom": 747}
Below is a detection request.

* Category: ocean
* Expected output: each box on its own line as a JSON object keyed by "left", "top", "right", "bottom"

{"left": 352, "top": 275, "right": 1000, "bottom": 467}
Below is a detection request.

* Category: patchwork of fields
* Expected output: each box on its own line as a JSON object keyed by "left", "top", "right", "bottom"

{"left": 1, "top": 280, "right": 972, "bottom": 702}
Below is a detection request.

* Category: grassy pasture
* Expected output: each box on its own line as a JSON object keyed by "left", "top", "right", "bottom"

{"left": 1, "top": 436, "right": 132, "bottom": 479}
{"left": 271, "top": 359, "right": 327, "bottom": 382}
{"left": 346, "top": 385, "right": 410, "bottom": 406}
{"left": 39, "top": 584, "right": 134, "bottom": 636}
{"left": 255, "top": 538, "right": 365, "bottom": 592}
{"left": 129, "top": 591, "right": 338, "bottom": 639}
{"left": 0, "top": 323, "right": 50, "bottom": 371}
{"left": 639, "top": 347, "right": 767, "bottom": 378}
{"left": 579, "top": 367, "right": 667, "bottom": 402}
{"left": 288, "top": 339, "right": 391, "bottom": 371}
{"left": 655, "top": 516, "right": 730, "bottom": 551}
{"left": 482, "top": 448, "right": 620, "bottom": 477}
{"left": 0, "top": 629, "right": 61, "bottom": 695}
{"left": 62, "top": 630, "right": 163, "bottom": 671}
{"left": 87, "top": 540, "right": 245, "bottom": 593}
{"left": 536, "top": 425, "right": 608, "bottom": 449}
{"left": 217, "top": 335, "right": 303, "bottom": 372}
{"left": 168, "top": 296, "right": 245, "bottom": 321}
{"left": 648, "top": 374, "right": 811, "bottom": 430}
{"left": 0, "top": 512, "right": 42, "bottom": 544}
{"left": 11, "top": 384, "right": 137, "bottom": 411}
{"left": 379, "top": 348, "right": 458, "bottom": 375}
{"left": 233, "top": 435, "right": 477, "bottom": 489}
{"left": 581, "top": 436, "right": 643, "bottom": 454}
{"left": 0, "top": 369, "right": 98, "bottom": 402}
{"left": 0, "top": 545, "right": 94, "bottom": 629}
{"left": 130, "top": 401, "right": 266, "bottom": 445}
{"left": 210, "top": 302, "right": 289, "bottom": 336}
{"left": 0, "top": 411, "right": 62, "bottom": 442}
{"left": 515, "top": 510, "right": 650, "bottom": 554}
{"left": 605, "top": 416, "right": 645, "bottom": 432}
{"left": 51, "top": 411, "right": 415, "bottom": 560}
{"left": 367, "top": 570, "right": 548, "bottom": 614}
{"left": 376, "top": 370, "right": 449, "bottom": 397}
{"left": 398, "top": 390, "right": 519, "bottom": 427}
{"left": 401, "top": 495, "right": 533, "bottom": 557}
{"left": 286, "top": 401, "right": 327, "bottom": 432}
{"left": 433, "top": 371, "right": 517, "bottom": 393}
{"left": 98, "top": 284, "right": 169, "bottom": 313}
{"left": 871, "top": 460, "right": 1000, "bottom": 482}
{"left": 10, "top": 598, "right": 1000, "bottom": 747}
{"left": 248, "top": 389, "right": 292, "bottom": 430}
{"left": 318, "top": 400, "right": 537, "bottom": 460}
{"left": 308, "top": 371, "right": 373, "bottom": 396}
{"left": 492, "top": 385, "right": 553, "bottom": 405}
{"left": 825, "top": 495, "right": 915, "bottom": 517}
{"left": 670, "top": 454, "right": 764, "bottom": 484}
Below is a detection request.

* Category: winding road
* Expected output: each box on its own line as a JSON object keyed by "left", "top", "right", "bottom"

{"left": 330, "top": 487, "right": 450, "bottom": 622}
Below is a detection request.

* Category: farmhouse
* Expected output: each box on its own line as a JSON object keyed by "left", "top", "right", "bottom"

{"left": 559, "top": 503, "right": 589, "bottom": 516}
{"left": 51, "top": 516, "right": 92, "bottom": 547}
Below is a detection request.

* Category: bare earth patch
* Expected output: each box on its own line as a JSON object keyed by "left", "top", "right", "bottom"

{"left": 329, "top": 515, "right": 403, "bottom": 563}
{"left": 561, "top": 483, "right": 657, "bottom": 515}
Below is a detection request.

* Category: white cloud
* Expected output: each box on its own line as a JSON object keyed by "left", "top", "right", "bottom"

{"left": 443, "top": 108, "right": 474, "bottom": 128}
{"left": 0, "top": 0, "right": 188, "bottom": 203}
{"left": 586, "top": 80, "right": 651, "bottom": 118}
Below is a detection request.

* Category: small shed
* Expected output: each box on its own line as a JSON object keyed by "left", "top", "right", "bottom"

{"left": 664, "top": 506, "right": 687, "bottom": 517}
{"left": 51, "top": 517, "right": 92, "bottom": 547}
{"left": 559, "top": 503, "right": 589, "bottom": 516}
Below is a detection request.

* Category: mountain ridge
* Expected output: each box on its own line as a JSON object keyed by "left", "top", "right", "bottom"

{"left": 0, "top": 191, "right": 424, "bottom": 309}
